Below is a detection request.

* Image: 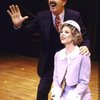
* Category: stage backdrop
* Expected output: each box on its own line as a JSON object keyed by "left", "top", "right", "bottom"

{"left": 0, "top": 0, "right": 99, "bottom": 60}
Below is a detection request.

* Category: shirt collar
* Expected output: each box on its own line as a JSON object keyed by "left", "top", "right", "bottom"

{"left": 59, "top": 46, "right": 80, "bottom": 60}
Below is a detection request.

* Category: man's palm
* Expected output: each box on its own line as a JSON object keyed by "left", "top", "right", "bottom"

{"left": 7, "top": 5, "right": 28, "bottom": 27}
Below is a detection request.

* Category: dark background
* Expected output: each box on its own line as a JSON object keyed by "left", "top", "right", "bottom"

{"left": 0, "top": 0, "right": 99, "bottom": 61}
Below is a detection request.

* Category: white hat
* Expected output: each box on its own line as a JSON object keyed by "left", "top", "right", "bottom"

{"left": 62, "top": 20, "right": 81, "bottom": 32}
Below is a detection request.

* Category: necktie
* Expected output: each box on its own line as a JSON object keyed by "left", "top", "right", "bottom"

{"left": 55, "top": 15, "right": 61, "bottom": 32}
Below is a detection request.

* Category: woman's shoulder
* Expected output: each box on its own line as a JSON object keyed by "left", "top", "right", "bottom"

{"left": 55, "top": 48, "right": 66, "bottom": 59}
{"left": 56, "top": 48, "right": 66, "bottom": 54}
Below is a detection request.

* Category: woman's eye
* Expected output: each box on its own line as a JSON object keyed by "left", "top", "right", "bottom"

{"left": 65, "top": 31, "right": 69, "bottom": 34}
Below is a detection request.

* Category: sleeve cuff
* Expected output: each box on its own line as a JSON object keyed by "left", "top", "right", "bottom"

{"left": 14, "top": 24, "right": 22, "bottom": 29}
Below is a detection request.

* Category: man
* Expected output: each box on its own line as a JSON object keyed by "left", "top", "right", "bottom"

{"left": 7, "top": 0, "right": 90, "bottom": 100}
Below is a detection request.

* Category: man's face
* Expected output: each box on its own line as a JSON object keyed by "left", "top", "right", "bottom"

{"left": 48, "top": 0, "right": 66, "bottom": 15}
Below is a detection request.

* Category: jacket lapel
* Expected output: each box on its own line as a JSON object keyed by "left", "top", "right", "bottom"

{"left": 64, "top": 8, "right": 71, "bottom": 21}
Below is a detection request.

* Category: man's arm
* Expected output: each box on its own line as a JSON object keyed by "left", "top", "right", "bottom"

{"left": 78, "top": 13, "right": 90, "bottom": 56}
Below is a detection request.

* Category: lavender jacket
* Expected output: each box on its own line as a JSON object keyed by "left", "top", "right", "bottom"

{"left": 53, "top": 46, "right": 91, "bottom": 100}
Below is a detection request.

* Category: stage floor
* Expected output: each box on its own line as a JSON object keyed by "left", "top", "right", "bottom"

{"left": 0, "top": 54, "right": 99, "bottom": 100}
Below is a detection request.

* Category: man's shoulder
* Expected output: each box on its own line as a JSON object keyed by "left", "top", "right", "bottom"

{"left": 65, "top": 8, "right": 80, "bottom": 15}
{"left": 37, "top": 10, "right": 51, "bottom": 16}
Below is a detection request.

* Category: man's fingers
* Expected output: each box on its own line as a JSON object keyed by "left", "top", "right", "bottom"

{"left": 9, "top": 5, "right": 18, "bottom": 14}
{"left": 12, "top": 5, "right": 17, "bottom": 13}
{"left": 9, "top": 5, "right": 15, "bottom": 14}
{"left": 10, "top": 5, "right": 15, "bottom": 13}
{"left": 7, "top": 10, "right": 12, "bottom": 17}
{"left": 80, "top": 47, "right": 90, "bottom": 56}
{"left": 23, "top": 16, "right": 29, "bottom": 20}
{"left": 80, "top": 48, "right": 87, "bottom": 55}
{"left": 15, "top": 5, "right": 21, "bottom": 14}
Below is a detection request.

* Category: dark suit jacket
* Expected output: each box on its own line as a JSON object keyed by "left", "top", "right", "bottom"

{"left": 19, "top": 8, "right": 90, "bottom": 77}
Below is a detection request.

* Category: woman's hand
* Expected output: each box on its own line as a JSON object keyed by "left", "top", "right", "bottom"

{"left": 51, "top": 86, "right": 61, "bottom": 100}
{"left": 66, "top": 91, "right": 81, "bottom": 100}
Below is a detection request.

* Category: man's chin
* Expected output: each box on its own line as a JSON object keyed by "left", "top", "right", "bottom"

{"left": 50, "top": 7, "right": 57, "bottom": 13}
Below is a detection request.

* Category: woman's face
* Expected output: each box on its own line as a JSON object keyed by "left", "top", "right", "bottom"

{"left": 60, "top": 26, "right": 73, "bottom": 45}
{"left": 48, "top": 0, "right": 66, "bottom": 15}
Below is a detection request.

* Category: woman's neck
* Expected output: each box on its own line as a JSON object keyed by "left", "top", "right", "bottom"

{"left": 65, "top": 44, "right": 75, "bottom": 55}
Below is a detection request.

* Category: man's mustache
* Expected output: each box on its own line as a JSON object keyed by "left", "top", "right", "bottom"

{"left": 49, "top": 1, "right": 57, "bottom": 7}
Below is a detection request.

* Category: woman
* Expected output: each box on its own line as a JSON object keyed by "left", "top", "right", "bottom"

{"left": 51, "top": 20, "right": 91, "bottom": 100}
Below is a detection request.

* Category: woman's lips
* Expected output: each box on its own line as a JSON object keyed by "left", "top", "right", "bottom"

{"left": 61, "top": 37, "right": 65, "bottom": 40}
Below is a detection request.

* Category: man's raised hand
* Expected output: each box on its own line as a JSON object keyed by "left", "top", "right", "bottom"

{"left": 7, "top": 5, "right": 28, "bottom": 28}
